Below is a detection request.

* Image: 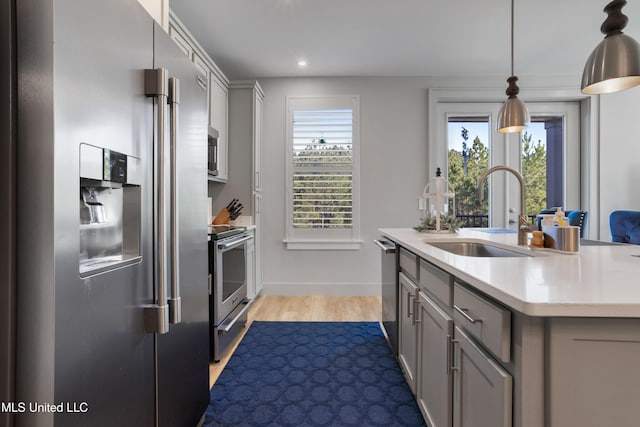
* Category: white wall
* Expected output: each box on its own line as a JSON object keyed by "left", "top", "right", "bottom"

{"left": 261, "top": 77, "right": 437, "bottom": 295}
{"left": 258, "top": 74, "right": 640, "bottom": 295}
{"left": 598, "top": 86, "right": 640, "bottom": 241}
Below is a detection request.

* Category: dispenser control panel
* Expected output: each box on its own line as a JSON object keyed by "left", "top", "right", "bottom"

{"left": 103, "top": 149, "right": 127, "bottom": 183}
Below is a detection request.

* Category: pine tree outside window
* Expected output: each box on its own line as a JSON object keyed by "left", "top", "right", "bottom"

{"left": 285, "top": 96, "right": 361, "bottom": 249}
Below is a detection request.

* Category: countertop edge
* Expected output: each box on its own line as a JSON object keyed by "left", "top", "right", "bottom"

{"left": 380, "top": 228, "right": 640, "bottom": 318}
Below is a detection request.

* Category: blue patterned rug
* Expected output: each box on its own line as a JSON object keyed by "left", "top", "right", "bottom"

{"left": 204, "top": 321, "right": 426, "bottom": 426}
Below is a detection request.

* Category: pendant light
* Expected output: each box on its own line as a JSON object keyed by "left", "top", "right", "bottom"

{"left": 581, "top": 0, "right": 640, "bottom": 95}
{"left": 497, "top": 0, "right": 530, "bottom": 133}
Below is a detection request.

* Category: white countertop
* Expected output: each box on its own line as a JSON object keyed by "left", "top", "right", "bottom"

{"left": 380, "top": 228, "right": 640, "bottom": 318}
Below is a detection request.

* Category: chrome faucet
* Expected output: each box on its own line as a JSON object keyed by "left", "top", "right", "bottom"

{"left": 477, "top": 165, "right": 532, "bottom": 246}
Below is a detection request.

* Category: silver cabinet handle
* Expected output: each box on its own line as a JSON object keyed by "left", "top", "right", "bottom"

{"left": 168, "top": 76, "right": 181, "bottom": 325}
{"left": 407, "top": 292, "right": 414, "bottom": 318}
{"left": 412, "top": 297, "right": 421, "bottom": 326}
{"left": 446, "top": 334, "right": 453, "bottom": 375}
{"left": 450, "top": 338, "right": 460, "bottom": 373}
{"left": 144, "top": 68, "right": 169, "bottom": 334}
{"left": 454, "top": 304, "right": 483, "bottom": 324}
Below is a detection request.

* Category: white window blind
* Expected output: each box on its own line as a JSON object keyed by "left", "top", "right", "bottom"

{"left": 293, "top": 109, "right": 353, "bottom": 229}
{"left": 286, "top": 96, "right": 360, "bottom": 249}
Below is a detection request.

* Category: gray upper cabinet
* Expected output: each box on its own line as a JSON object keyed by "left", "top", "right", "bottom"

{"left": 168, "top": 11, "right": 229, "bottom": 182}
{"left": 168, "top": 28, "right": 192, "bottom": 57}
{"left": 253, "top": 92, "right": 263, "bottom": 192}
{"left": 221, "top": 81, "right": 264, "bottom": 298}
{"left": 453, "top": 326, "right": 512, "bottom": 427}
{"left": 209, "top": 74, "right": 228, "bottom": 181}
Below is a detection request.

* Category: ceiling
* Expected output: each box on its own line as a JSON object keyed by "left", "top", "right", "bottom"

{"left": 170, "top": 0, "right": 640, "bottom": 81}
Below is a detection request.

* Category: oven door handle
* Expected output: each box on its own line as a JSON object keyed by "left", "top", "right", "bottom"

{"left": 220, "top": 300, "right": 251, "bottom": 333}
{"left": 218, "top": 235, "right": 253, "bottom": 251}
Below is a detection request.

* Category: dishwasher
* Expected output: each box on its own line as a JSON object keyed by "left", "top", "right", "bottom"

{"left": 375, "top": 238, "right": 398, "bottom": 356}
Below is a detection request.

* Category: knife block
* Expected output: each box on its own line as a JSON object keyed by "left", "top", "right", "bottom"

{"left": 212, "top": 208, "right": 230, "bottom": 225}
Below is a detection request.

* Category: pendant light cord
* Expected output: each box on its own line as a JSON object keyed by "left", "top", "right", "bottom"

{"left": 511, "top": 0, "right": 515, "bottom": 76}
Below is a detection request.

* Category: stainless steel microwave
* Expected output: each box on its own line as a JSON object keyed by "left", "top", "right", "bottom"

{"left": 208, "top": 127, "right": 219, "bottom": 176}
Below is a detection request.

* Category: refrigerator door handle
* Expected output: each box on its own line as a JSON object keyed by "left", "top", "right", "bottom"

{"left": 168, "top": 76, "right": 182, "bottom": 325}
{"left": 143, "top": 68, "right": 169, "bottom": 334}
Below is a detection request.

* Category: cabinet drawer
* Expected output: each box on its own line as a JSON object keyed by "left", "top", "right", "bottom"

{"left": 399, "top": 247, "right": 418, "bottom": 282}
{"left": 453, "top": 282, "right": 511, "bottom": 363}
{"left": 419, "top": 259, "right": 452, "bottom": 308}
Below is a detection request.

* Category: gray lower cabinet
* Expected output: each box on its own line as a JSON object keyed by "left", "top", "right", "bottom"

{"left": 547, "top": 318, "right": 640, "bottom": 427}
{"left": 395, "top": 247, "right": 640, "bottom": 427}
{"left": 453, "top": 326, "right": 512, "bottom": 427}
{"left": 399, "top": 253, "right": 513, "bottom": 427}
{"left": 416, "top": 291, "right": 453, "bottom": 427}
{"left": 398, "top": 271, "right": 419, "bottom": 393}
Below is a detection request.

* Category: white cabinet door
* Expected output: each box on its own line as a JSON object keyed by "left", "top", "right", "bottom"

{"left": 210, "top": 74, "right": 228, "bottom": 181}
{"left": 168, "top": 25, "right": 192, "bottom": 58}
{"left": 398, "top": 272, "right": 419, "bottom": 393}
{"left": 417, "top": 292, "right": 453, "bottom": 427}
{"left": 245, "top": 229, "right": 256, "bottom": 299}
{"left": 453, "top": 326, "right": 512, "bottom": 427}
{"left": 253, "top": 90, "right": 263, "bottom": 192}
{"left": 192, "top": 53, "right": 209, "bottom": 122}
{"left": 253, "top": 193, "right": 263, "bottom": 296}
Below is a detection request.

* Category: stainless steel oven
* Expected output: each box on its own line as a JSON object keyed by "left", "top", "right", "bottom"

{"left": 208, "top": 226, "right": 253, "bottom": 361}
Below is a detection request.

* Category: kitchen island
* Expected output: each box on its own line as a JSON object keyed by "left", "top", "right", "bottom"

{"left": 380, "top": 228, "right": 640, "bottom": 427}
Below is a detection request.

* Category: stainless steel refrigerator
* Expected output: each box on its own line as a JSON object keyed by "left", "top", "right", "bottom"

{"left": 5, "top": 0, "right": 210, "bottom": 426}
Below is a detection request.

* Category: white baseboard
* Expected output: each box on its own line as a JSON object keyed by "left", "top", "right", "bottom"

{"left": 262, "top": 282, "right": 381, "bottom": 296}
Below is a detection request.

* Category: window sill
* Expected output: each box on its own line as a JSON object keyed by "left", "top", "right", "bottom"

{"left": 283, "top": 239, "right": 364, "bottom": 250}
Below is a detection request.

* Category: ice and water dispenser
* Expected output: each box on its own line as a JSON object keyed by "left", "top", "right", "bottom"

{"left": 79, "top": 143, "right": 141, "bottom": 276}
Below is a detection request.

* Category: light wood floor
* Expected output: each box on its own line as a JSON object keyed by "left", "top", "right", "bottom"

{"left": 209, "top": 294, "right": 382, "bottom": 387}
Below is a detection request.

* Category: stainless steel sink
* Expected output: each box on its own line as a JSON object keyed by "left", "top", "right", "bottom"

{"left": 428, "top": 241, "right": 532, "bottom": 258}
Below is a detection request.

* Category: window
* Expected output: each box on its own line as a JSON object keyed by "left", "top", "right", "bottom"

{"left": 285, "top": 96, "right": 361, "bottom": 249}
{"left": 447, "top": 117, "right": 490, "bottom": 227}
{"left": 446, "top": 117, "right": 552, "bottom": 227}
{"left": 437, "top": 101, "right": 580, "bottom": 229}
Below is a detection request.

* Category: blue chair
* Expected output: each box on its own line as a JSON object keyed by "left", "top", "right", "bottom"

{"left": 610, "top": 210, "right": 640, "bottom": 244}
{"left": 537, "top": 209, "right": 588, "bottom": 238}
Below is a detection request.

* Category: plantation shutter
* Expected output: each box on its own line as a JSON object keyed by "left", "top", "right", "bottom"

{"left": 285, "top": 95, "right": 360, "bottom": 249}
{"left": 292, "top": 109, "right": 353, "bottom": 229}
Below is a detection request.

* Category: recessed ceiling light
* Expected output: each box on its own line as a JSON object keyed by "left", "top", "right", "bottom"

{"left": 297, "top": 60, "right": 307, "bottom": 68}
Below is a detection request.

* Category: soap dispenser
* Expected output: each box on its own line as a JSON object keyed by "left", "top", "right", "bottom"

{"left": 552, "top": 207, "right": 566, "bottom": 227}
